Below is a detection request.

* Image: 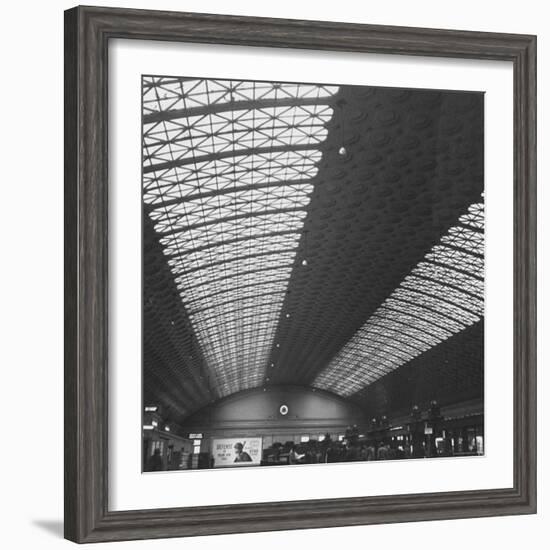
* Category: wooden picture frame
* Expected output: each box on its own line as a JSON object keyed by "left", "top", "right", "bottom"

{"left": 64, "top": 5, "right": 536, "bottom": 543}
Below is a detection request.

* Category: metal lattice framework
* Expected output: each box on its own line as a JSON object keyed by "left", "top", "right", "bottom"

{"left": 143, "top": 77, "right": 339, "bottom": 397}
{"left": 313, "top": 201, "right": 484, "bottom": 396}
{"left": 143, "top": 78, "right": 485, "bottom": 421}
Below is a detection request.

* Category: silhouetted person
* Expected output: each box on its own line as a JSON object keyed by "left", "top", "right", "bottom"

{"left": 345, "top": 442, "right": 360, "bottom": 462}
{"left": 149, "top": 448, "right": 164, "bottom": 471}
{"left": 288, "top": 443, "right": 305, "bottom": 464}
{"left": 366, "top": 444, "right": 376, "bottom": 461}
{"left": 377, "top": 442, "right": 390, "bottom": 461}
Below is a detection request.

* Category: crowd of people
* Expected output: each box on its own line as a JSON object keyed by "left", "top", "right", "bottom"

{"left": 262, "top": 430, "right": 412, "bottom": 466}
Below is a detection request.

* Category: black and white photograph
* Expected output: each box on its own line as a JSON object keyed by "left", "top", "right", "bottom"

{"left": 141, "top": 76, "right": 485, "bottom": 472}
{"left": 1, "top": 0, "right": 542, "bottom": 546}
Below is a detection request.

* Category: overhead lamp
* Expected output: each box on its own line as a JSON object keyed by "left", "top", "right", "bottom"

{"left": 302, "top": 230, "right": 309, "bottom": 267}
{"left": 338, "top": 101, "right": 348, "bottom": 157}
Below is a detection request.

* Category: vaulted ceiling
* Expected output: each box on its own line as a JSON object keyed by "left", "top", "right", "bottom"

{"left": 142, "top": 77, "right": 484, "bottom": 424}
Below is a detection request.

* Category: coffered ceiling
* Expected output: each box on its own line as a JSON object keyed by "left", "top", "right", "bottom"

{"left": 142, "top": 76, "right": 484, "bottom": 423}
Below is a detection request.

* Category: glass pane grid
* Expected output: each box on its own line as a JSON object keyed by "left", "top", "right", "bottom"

{"left": 143, "top": 151, "right": 323, "bottom": 205}
{"left": 313, "top": 199, "right": 485, "bottom": 396}
{"left": 143, "top": 77, "right": 338, "bottom": 396}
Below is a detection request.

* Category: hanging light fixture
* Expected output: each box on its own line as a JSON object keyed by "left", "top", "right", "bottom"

{"left": 338, "top": 100, "right": 348, "bottom": 157}
{"left": 301, "top": 229, "right": 309, "bottom": 266}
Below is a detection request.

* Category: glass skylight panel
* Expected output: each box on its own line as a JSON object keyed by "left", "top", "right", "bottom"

{"left": 144, "top": 150, "right": 323, "bottom": 196}
{"left": 412, "top": 263, "right": 483, "bottom": 294}
{"left": 177, "top": 265, "right": 295, "bottom": 298}
{"left": 151, "top": 186, "right": 313, "bottom": 233}
{"left": 188, "top": 286, "right": 288, "bottom": 313}
{"left": 372, "top": 316, "right": 443, "bottom": 346}
{"left": 158, "top": 211, "right": 308, "bottom": 249}
{"left": 383, "top": 300, "right": 465, "bottom": 333}
{"left": 425, "top": 246, "right": 483, "bottom": 274}
{"left": 154, "top": 184, "right": 314, "bottom": 220}
{"left": 401, "top": 276, "right": 484, "bottom": 315}
{"left": 181, "top": 275, "right": 292, "bottom": 304}
{"left": 143, "top": 155, "right": 321, "bottom": 205}
{"left": 313, "top": 199, "right": 485, "bottom": 396}
{"left": 459, "top": 202, "right": 484, "bottom": 229}
{"left": 441, "top": 226, "right": 484, "bottom": 253}
{"left": 143, "top": 77, "right": 338, "bottom": 397}
{"left": 392, "top": 288, "right": 480, "bottom": 324}
{"left": 173, "top": 252, "right": 297, "bottom": 285}
{"left": 354, "top": 335, "right": 421, "bottom": 357}
{"left": 143, "top": 78, "right": 339, "bottom": 114}
{"left": 191, "top": 296, "right": 284, "bottom": 318}
{"left": 169, "top": 244, "right": 299, "bottom": 276}
{"left": 143, "top": 105, "right": 332, "bottom": 164}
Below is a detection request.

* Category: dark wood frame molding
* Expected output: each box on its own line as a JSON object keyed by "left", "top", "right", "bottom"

{"left": 64, "top": 5, "right": 537, "bottom": 543}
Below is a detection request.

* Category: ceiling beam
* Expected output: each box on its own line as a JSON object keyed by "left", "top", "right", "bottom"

{"left": 157, "top": 206, "right": 305, "bottom": 237}
{"left": 189, "top": 289, "right": 284, "bottom": 316}
{"left": 143, "top": 142, "right": 321, "bottom": 174}
{"left": 423, "top": 258, "right": 484, "bottom": 282}
{"left": 381, "top": 304, "right": 457, "bottom": 333}
{"left": 143, "top": 124, "right": 327, "bottom": 161}
{"left": 143, "top": 96, "right": 331, "bottom": 124}
{"left": 177, "top": 263, "right": 294, "bottom": 293}
{"left": 145, "top": 179, "right": 312, "bottom": 211}
{"left": 438, "top": 242, "right": 484, "bottom": 258}
{"left": 173, "top": 246, "right": 298, "bottom": 277}
{"left": 396, "top": 285, "right": 481, "bottom": 315}
{"left": 390, "top": 293, "right": 477, "bottom": 323}
{"left": 164, "top": 229, "right": 298, "bottom": 258}
{"left": 184, "top": 276, "right": 291, "bottom": 306}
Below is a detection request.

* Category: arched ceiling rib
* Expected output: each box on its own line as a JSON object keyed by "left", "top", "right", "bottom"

{"left": 142, "top": 78, "right": 485, "bottom": 423}
{"left": 266, "top": 86, "right": 484, "bottom": 391}
{"left": 312, "top": 200, "right": 484, "bottom": 396}
{"left": 350, "top": 321, "right": 484, "bottom": 417}
{"left": 143, "top": 77, "right": 339, "bottom": 397}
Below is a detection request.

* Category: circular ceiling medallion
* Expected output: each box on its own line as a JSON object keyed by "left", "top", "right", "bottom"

{"left": 279, "top": 404, "right": 289, "bottom": 416}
